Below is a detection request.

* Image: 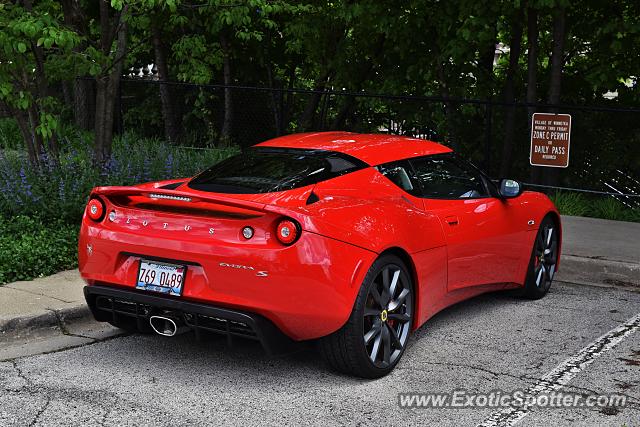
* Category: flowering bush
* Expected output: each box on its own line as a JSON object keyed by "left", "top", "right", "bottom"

{"left": 0, "top": 133, "right": 238, "bottom": 224}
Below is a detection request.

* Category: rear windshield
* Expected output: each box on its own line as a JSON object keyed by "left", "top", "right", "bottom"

{"left": 188, "top": 147, "right": 368, "bottom": 194}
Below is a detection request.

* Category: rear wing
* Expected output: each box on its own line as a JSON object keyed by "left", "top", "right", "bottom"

{"left": 91, "top": 186, "right": 267, "bottom": 213}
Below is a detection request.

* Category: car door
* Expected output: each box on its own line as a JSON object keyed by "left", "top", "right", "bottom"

{"left": 408, "top": 154, "right": 526, "bottom": 291}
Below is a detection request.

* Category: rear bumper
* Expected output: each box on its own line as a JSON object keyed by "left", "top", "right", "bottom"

{"left": 85, "top": 285, "right": 294, "bottom": 354}
{"left": 79, "top": 220, "right": 377, "bottom": 340}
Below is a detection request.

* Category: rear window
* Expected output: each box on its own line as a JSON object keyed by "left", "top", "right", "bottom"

{"left": 188, "top": 147, "right": 368, "bottom": 194}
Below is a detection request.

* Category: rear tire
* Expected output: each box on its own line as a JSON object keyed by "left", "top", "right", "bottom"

{"left": 320, "top": 254, "right": 414, "bottom": 378}
{"left": 519, "top": 216, "right": 559, "bottom": 300}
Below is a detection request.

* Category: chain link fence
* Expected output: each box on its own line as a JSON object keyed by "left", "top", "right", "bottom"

{"left": 115, "top": 79, "right": 640, "bottom": 206}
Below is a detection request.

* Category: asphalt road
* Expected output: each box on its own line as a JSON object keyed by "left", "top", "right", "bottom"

{"left": 1, "top": 281, "right": 639, "bottom": 427}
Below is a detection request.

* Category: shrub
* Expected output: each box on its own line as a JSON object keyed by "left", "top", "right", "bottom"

{"left": 0, "top": 132, "right": 238, "bottom": 224}
{"left": 550, "top": 191, "right": 640, "bottom": 223}
{"left": 0, "top": 216, "right": 79, "bottom": 284}
{"left": 0, "top": 118, "right": 22, "bottom": 151}
{"left": 549, "top": 192, "right": 590, "bottom": 217}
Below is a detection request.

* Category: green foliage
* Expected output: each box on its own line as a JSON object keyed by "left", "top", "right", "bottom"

{"left": 0, "top": 118, "right": 22, "bottom": 150}
{"left": 0, "top": 1, "right": 81, "bottom": 141}
{"left": 0, "top": 130, "right": 237, "bottom": 284}
{"left": 550, "top": 192, "right": 590, "bottom": 217}
{"left": 0, "top": 131, "right": 238, "bottom": 224}
{"left": 550, "top": 192, "right": 640, "bottom": 223}
{"left": 0, "top": 216, "right": 78, "bottom": 285}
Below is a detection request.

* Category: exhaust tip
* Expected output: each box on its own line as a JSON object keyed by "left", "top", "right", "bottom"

{"left": 150, "top": 315, "right": 178, "bottom": 337}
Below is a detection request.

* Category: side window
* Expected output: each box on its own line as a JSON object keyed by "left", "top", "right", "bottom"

{"left": 410, "top": 154, "right": 489, "bottom": 199}
{"left": 376, "top": 161, "right": 419, "bottom": 195}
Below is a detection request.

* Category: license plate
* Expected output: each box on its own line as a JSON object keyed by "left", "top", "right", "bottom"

{"left": 136, "top": 260, "right": 186, "bottom": 296}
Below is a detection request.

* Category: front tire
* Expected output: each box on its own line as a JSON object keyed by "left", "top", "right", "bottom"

{"left": 320, "top": 254, "right": 414, "bottom": 378}
{"left": 519, "top": 216, "right": 559, "bottom": 299}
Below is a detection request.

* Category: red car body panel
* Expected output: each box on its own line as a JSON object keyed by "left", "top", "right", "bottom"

{"left": 79, "top": 132, "right": 561, "bottom": 341}
{"left": 257, "top": 132, "right": 453, "bottom": 165}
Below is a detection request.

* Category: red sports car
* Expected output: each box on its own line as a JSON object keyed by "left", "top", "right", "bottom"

{"left": 79, "top": 132, "right": 560, "bottom": 378}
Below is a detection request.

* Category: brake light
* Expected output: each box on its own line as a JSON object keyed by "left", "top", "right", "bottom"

{"left": 276, "top": 219, "right": 300, "bottom": 245}
{"left": 86, "top": 198, "right": 105, "bottom": 221}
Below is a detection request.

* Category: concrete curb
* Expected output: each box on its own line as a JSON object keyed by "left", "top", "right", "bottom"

{"left": 0, "top": 305, "right": 91, "bottom": 336}
{"left": 557, "top": 254, "right": 640, "bottom": 288}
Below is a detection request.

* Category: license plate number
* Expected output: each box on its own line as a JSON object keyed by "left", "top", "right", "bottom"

{"left": 136, "top": 260, "right": 186, "bottom": 296}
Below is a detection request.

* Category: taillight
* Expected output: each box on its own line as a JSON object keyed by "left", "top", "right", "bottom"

{"left": 276, "top": 218, "right": 300, "bottom": 245}
{"left": 86, "top": 198, "right": 105, "bottom": 221}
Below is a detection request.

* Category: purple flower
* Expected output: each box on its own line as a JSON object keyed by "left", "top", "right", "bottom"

{"left": 165, "top": 153, "right": 174, "bottom": 178}
{"left": 142, "top": 157, "right": 150, "bottom": 182}
{"left": 19, "top": 167, "right": 32, "bottom": 197}
{"left": 58, "top": 179, "right": 66, "bottom": 202}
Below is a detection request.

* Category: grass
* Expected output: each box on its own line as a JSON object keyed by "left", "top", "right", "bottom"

{"left": 550, "top": 191, "right": 640, "bottom": 223}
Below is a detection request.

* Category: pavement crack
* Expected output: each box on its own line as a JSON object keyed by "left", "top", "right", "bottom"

{"left": 45, "top": 309, "right": 96, "bottom": 340}
{"left": 46, "top": 309, "right": 70, "bottom": 335}
{"left": 11, "top": 359, "right": 32, "bottom": 389}
{"left": 29, "top": 395, "right": 51, "bottom": 427}
{"left": 1, "top": 332, "right": 125, "bottom": 363}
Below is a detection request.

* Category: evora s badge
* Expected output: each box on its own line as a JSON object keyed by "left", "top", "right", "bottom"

{"left": 219, "top": 262, "right": 268, "bottom": 277}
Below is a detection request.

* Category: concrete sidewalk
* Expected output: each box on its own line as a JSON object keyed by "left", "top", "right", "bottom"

{"left": 0, "top": 270, "right": 88, "bottom": 335}
{"left": 554, "top": 215, "right": 640, "bottom": 288}
{"left": 1, "top": 215, "right": 638, "bottom": 336}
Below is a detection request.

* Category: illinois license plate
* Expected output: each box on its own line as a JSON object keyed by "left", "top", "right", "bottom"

{"left": 136, "top": 260, "right": 186, "bottom": 296}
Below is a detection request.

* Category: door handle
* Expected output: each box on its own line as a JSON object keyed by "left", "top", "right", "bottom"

{"left": 444, "top": 215, "right": 459, "bottom": 226}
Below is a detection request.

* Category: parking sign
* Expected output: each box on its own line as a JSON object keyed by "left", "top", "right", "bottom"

{"left": 530, "top": 113, "right": 571, "bottom": 168}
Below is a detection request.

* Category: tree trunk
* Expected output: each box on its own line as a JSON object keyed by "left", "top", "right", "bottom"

{"left": 543, "top": 7, "right": 567, "bottom": 186}
{"left": 526, "top": 8, "right": 539, "bottom": 127}
{"left": 265, "top": 61, "right": 282, "bottom": 136}
{"left": 331, "top": 36, "right": 385, "bottom": 130}
{"left": 499, "top": 7, "right": 525, "bottom": 177}
{"left": 94, "top": 3, "right": 128, "bottom": 163}
{"left": 298, "top": 70, "right": 332, "bottom": 132}
{"left": 547, "top": 8, "right": 567, "bottom": 107}
{"left": 152, "top": 20, "right": 181, "bottom": 144}
{"left": 61, "top": 0, "right": 93, "bottom": 130}
{"left": 331, "top": 95, "right": 356, "bottom": 130}
{"left": 280, "top": 64, "right": 296, "bottom": 134}
{"left": 527, "top": 8, "right": 541, "bottom": 184}
{"left": 26, "top": 104, "right": 44, "bottom": 155}
{"left": 11, "top": 107, "right": 38, "bottom": 166}
{"left": 20, "top": 0, "right": 49, "bottom": 162}
{"left": 219, "top": 34, "right": 233, "bottom": 147}
{"left": 436, "top": 61, "right": 459, "bottom": 151}
{"left": 478, "top": 23, "right": 498, "bottom": 97}
{"left": 73, "top": 79, "right": 93, "bottom": 130}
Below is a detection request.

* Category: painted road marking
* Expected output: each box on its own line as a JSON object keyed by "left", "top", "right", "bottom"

{"left": 478, "top": 312, "right": 640, "bottom": 427}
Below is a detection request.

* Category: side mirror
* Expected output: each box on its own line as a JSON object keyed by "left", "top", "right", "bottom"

{"left": 499, "top": 179, "right": 523, "bottom": 198}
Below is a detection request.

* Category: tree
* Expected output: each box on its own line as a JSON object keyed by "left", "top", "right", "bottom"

{"left": 151, "top": 16, "right": 181, "bottom": 143}
{"left": 499, "top": 5, "right": 525, "bottom": 177}
{"left": 60, "top": 0, "right": 94, "bottom": 130}
{"left": 92, "top": 0, "right": 129, "bottom": 163}
{"left": 0, "top": 1, "right": 81, "bottom": 164}
{"left": 171, "top": 0, "right": 303, "bottom": 146}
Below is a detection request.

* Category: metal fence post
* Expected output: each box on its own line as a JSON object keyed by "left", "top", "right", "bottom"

{"left": 484, "top": 103, "right": 492, "bottom": 174}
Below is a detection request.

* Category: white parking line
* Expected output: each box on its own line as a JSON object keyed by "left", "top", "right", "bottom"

{"left": 478, "top": 312, "right": 640, "bottom": 427}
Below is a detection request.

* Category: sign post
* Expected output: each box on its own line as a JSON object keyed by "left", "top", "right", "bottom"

{"left": 529, "top": 113, "right": 571, "bottom": 168}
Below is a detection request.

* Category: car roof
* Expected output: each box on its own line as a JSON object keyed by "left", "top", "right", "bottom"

{"left": 255, "top": 132, "right": 452, "bottom": 165}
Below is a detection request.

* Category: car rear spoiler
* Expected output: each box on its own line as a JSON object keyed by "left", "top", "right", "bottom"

{"left": 91, "top": 186, "right": 267, "bottom": 213}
